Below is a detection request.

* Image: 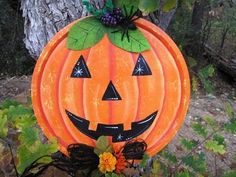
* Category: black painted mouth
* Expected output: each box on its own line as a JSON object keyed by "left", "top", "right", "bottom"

{"left": 65, "top": 110, "right": 158, "bottom": 142}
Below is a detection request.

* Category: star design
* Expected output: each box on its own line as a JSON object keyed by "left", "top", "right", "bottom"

{"left": 135, "top": 64, "right": 144, "bottom": 75}
{"left": 117, "top": 134, "right": 123, "bottom": 141}
{"left": 74, "top": 66, "right": 83, "bottom": 77}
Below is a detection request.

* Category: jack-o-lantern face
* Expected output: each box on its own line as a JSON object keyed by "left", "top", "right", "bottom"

{"left": 66, "top": 53, "right": 158, "bottom": 142}
{"left": 32, "top": 18, "right": 190, "bottom": 156}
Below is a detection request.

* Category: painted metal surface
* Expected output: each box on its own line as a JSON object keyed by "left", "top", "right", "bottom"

{"left": 32, "top": 17, "right": 190, "bottom": 156}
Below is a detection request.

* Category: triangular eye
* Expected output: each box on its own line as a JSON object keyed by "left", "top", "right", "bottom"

{"left": 71, "top": 55, "right": 91, "bottom": 78}
{"left": 132, "top": 54, "right": 152, "bottom": 76}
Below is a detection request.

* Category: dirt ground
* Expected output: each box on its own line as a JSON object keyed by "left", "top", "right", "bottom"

{"left": 0, "top": 75, "right": 236, "bottom": 176}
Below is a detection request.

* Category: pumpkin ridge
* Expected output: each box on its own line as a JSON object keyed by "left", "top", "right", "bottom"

{"left": 109, "top": 39, "right": 115, "bottom": 125}
{"left": 83, "top": 36, "right": 110, "bottom": 127}
{"left": 131, "top": 53, "right": 141, "bottom": 123}
{"left": 57, "top": 50, "right": 79, "bottom": 143}
{"left": 32, "top": 27, "right": 69, "bottom": 148}
{"left": 141, "top": 29, "right": 180, "bottom": 149}
{"left": 140, "top": 26, "right": 187, "bottom": 155}
{"left": 38, "top": 46, "right": 71, "bottom": 148}
{"left": 131, "top": 39, "right": 165, "bottom": 142}
{"left": 59, "top": 48, "right": 95, "bottom": 146}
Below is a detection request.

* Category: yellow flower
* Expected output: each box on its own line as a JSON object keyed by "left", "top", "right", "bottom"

{"left": 98, "top": 152, "right": 117, "bottom": 173}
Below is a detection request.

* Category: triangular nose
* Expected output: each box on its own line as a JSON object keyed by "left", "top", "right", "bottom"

{"left": 102, "top": 81, "right": 122, "bottom": 101}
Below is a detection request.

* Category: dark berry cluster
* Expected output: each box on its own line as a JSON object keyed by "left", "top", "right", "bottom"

{"left": 100, "top": 8, "right": 124, "bottom": 27}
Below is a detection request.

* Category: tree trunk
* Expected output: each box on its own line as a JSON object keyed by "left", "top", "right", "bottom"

{"left": 184, "top": 0, "right": 209, "bottom": 57}
{"left": 204, "top": 44, "right": 236, "bottom": 81}
{"left": 21, "top": 0, "right": 177, "bottom": 59}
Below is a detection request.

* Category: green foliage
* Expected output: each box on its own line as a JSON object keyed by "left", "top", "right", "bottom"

{"left": 181, "top": 153, "right": 206, "bottom": 173}
{"left": 17, "top": 139, "right": 58, "bottom": 174}
{"left": 0, "top": 112, "right": 8, "bottom": 138}
{"left": 67, "top": 17, "right": 107, "bottom": 50}
{"left": 151, "top": 159, "right": 162, "bottom": 175}
{"left": 187, "top": 56, "right": 197, "bottom": 68}
{"left": 191, "top": 75, "right": 198, "bottom": 92}
{"left": 67, "top": 16, "right": 150, "bottom": 52}
{"left": 213, "top": 134, "right": 225, "bottom": 146}
{"left": 181, "top": 138, "right": 198, "bottom": 150}
{"left": 221, "top": 170, "right": 236, "bottom": 177}
{"left": 7, "top": 105, "right": 33, "bottom": 121}
{"left": 105, "top": 173, "right": 124, "bottom": 177}
{"left": 90, "top": 169, "right": 104, "bottom": 177}
{"left": 140, "top": 153, "right": 149, "bottom": 168}
{"left": 198, "top": 65, "right": 215, "bottom": 93}
{"left": 0, "top": 99, "right": 20, "bottom": 109}
{"left": 107, "top": 27, "right": 150, "bottom": 52}
{"left": 224, "top": 102, "right": 236, "bottom": 133}
{"left": 175, "top": 170, "right": 191, "bottom": 177}
{"left": 225, "top": 102, "right": 235, "bottom": 119}
{"left": 224, "top": 118, "right": 236, "bottom": 133}
{"left": 202, "top": 115, "right": 216, "bottom": 129}
{"left": 138, "top": 0, "right": 160, "bottom": 14}
{"left": 0, "top": 100, "right": 58, "bottom": 174}
{"left": 94, "top": 136, "right": 112, "bottom": 156}
{"left": 114, "top": 0, "right": 165, "bottom": 14}
{"left": 113, "top": 0, "right": 139, "bottom": 11}
{"left": 163, "top": 0, "right": 178, "bottom": 12}
{"left": 191, "top": 122, "right": 208, "bottom": 138}
{"left": 205, "top": 140, "right": 226, "bottom": 155}
{"left": 143, "top": 101, "right": 236, "bottom": 177}
{"left": 160, "top": 150, "right": 177, "bottom": 164}
{"left": 83, "top": 0, "right": 113, "bottom": 17}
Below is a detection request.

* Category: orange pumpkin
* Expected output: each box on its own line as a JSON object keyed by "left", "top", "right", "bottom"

{"left": 32, "top": 17, "right": 190, "bottom": 156}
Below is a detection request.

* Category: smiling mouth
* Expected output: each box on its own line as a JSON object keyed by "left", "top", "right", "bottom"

{"left": 65, "top": 110, "right": 158, "bottom": 142}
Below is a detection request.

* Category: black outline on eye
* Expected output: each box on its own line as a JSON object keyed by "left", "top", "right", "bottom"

{"left": 132, "top": 54, "right": 152, "bottom": 76}
{"left": 71, "top": 55, "right": 91, "bottom": 78}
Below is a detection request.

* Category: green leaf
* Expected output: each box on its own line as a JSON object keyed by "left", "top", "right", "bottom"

{"left": 221, "top": 170, "right": 236, "bottom": 177}
{"left": 140, "top": 153, "right": 149, "bottom": 168}
{"left": 198, "top": 65, "right": 215, "bottom": 93}
{"left": 19, "top": 126, "right": 39, "bottom": 146}
{"left": 105, "top": 173, "right": 120, "bottom": 177}
{"left": 199, "top": 65, "right": 215, "bottom": 78}
{"left": 67, "top": 17, "right": 106, "bottom": 50}
{"left": 114, "top": 0, "right": 139, "bottom": 11}
{"left": 191, "top": 75, "right": 198, "bottom": 92}
{"left": 15, "top": 117, "right": 36, "bottom": 131}
{"left": 90, "top": 169, "right": 104, "bottom": 177}
{"left": 202, "top": 79, "right": 214, "bottom": 93}
{"left": 17, "top": 139, "right": 58, "bottom": 174}
{"left": 7, "top": 105, "right": 33, "bottom": 121}
{"left": 181, "top": 153, "right": 206, "bottom": 173}
{"left": 224, "top": 119, "right": 236, "bottom": 133}
{"left": 0, "top": 99, "right": 20, "bottom": 109}
{"left": 108, "top": 28, "right": 150, "bottom": 52}
{"left": 187, "top": 56, "right": 197, "bottom": 68}
{"left": 175, "top": 170, "right": 191, "bottom": 177}
{"left": 213, "top": 134, "right": 225, "bottom": 146}
{"left": 94, "top": 136, "right": 112, "bottom": 156}
{"left": 138, "top": 0, "right": 160, "bottom": 14}
{"left": 225, "top": 102, "right": 234, "bottom": 119}
{"left": 181, "top": 138, "right": 198, "bottom": 150}
{"left": 202, "top": 115, "right": 216, "bottom": 128}
{"left": 160, "top": 151, "right": 177, "bottom": 164}
{"left": 205, "top": 140, "right": 226, "bottom": 155}
{"left": 163, "top": 0, "right": 177, "bottom": 12}
{"left": 151, "top": 159, "right": 161, "bottom": 175}
{"left": 191, "top": 123, "right": 208, "bottom": 138}
{"left": 0, "top": 112, "right": 8, "bottom": 138}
